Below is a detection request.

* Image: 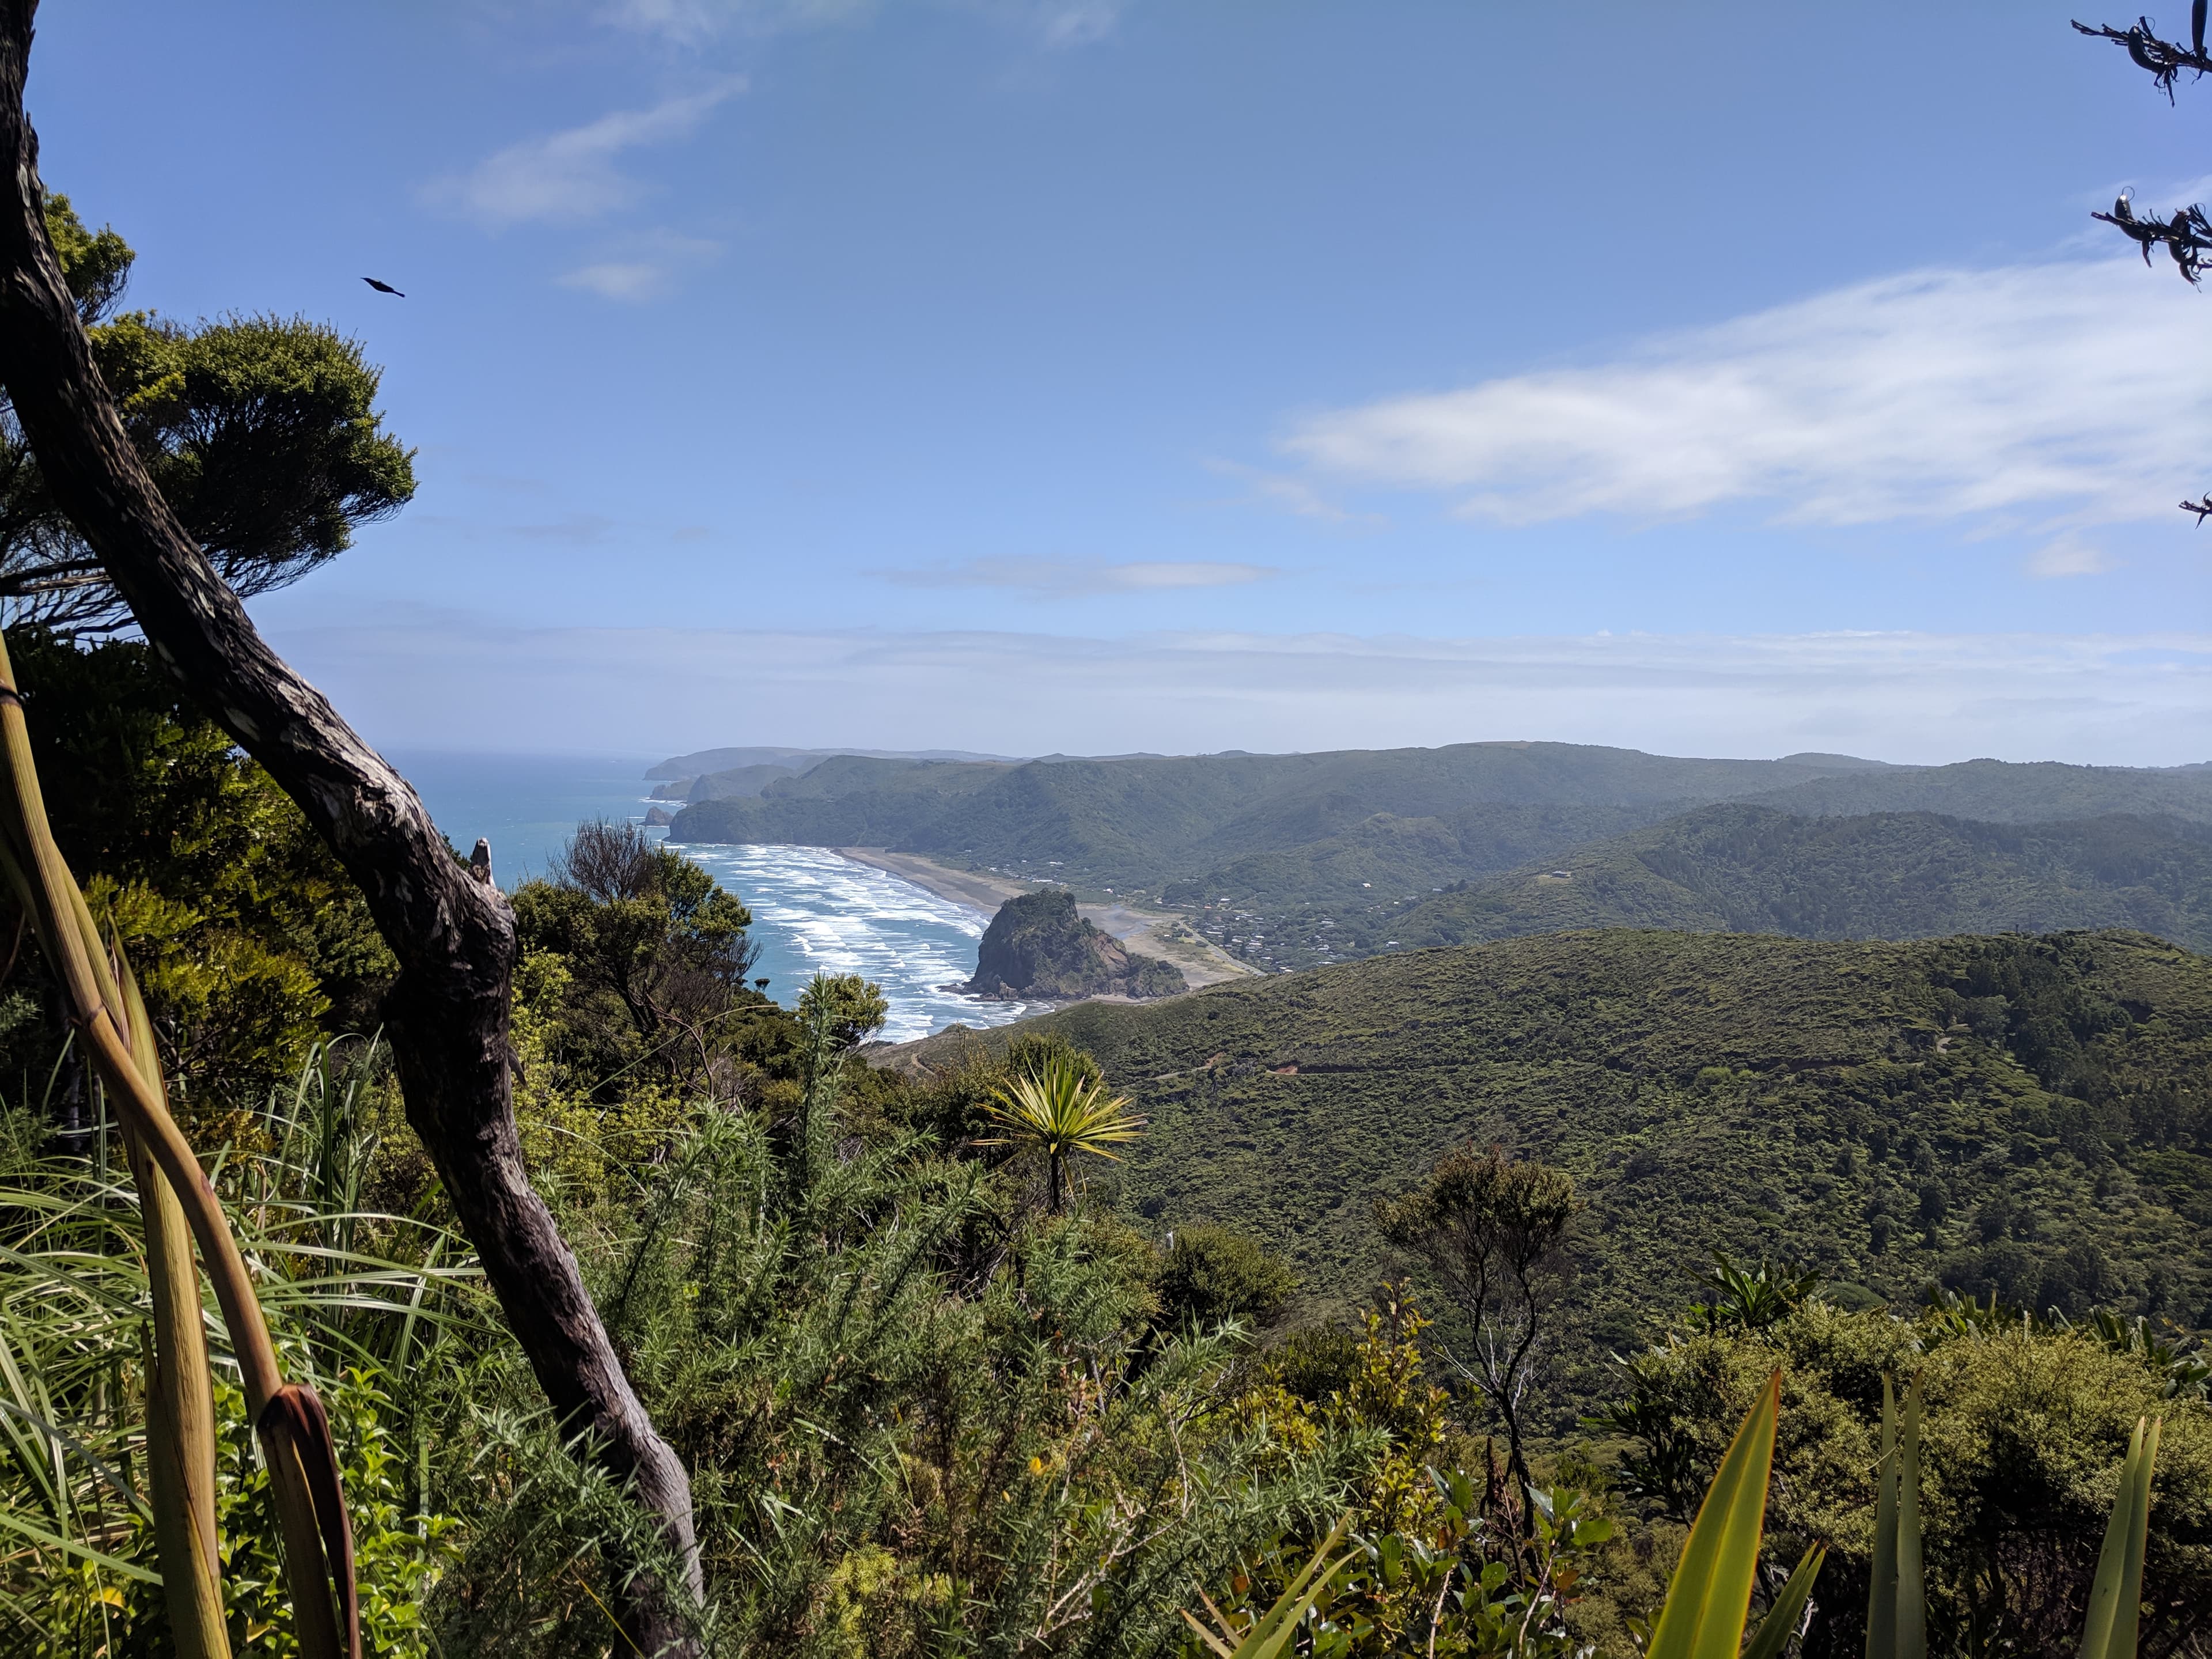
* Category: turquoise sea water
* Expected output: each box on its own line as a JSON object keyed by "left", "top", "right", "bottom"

{"left": 395, "top": 749, "right": 1024, "bottom": 1041}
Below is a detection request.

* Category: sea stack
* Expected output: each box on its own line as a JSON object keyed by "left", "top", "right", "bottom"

{"left": 963, "top": 889, "right": 1185, "bottom": 1002}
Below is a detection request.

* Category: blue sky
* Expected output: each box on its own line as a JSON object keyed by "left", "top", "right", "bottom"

{"left": 28, "top": 0, "right": 2212, "bottom": 763}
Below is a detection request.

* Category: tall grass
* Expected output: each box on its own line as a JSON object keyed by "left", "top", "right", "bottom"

{"left": 0, "top": 1041, "right": 484, "bottom": 1653}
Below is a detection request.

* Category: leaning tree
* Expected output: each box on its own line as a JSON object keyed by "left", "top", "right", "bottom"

{"left": 0, "top": 6, "right": 701, "bottom": 1652}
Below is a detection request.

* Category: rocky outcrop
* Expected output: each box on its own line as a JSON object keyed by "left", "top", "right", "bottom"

{"left": 962, "top": 889, "right": 1185, "bottom": 1002}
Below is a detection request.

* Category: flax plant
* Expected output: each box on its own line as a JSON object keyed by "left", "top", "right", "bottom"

{"left": 0, "top": 628, "right": 357, "bottom": 1657}
{"left": 0, "top": 1051, "right": 482, "bottom": 1650}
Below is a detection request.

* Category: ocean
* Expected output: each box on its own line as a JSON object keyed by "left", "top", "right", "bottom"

{"left": 393, "top": 749, "right": 1027, "bottom": 1043}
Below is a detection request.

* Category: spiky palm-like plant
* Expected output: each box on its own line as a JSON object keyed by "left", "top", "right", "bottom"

{"left": 980, "top": 1056, "right": 1145, "bottom": 1213}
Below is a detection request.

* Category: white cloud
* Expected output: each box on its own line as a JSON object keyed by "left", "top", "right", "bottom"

{"left": 262, "top": 608, "right": 2212, "bottom": 767}
{"left": 878, "top": 556, "right": 1278, "bottom": 594}
{"left": 428, "top": 80, "right": 744, "bottom": 228}
{"left": 604, "top": 0, "right": 1121, "bottom": 44}
{"left": 562, "top": 261, "right": 670, "bottom": 300}
{"left": 2028, "top": 534, "right": 2116, "bottom": 578}
{"left": 1288, "top": 259, "right": 2212, "bottom": 533}
{"left": 603, "top": 0, "right": 872, "bottom": 43}
{"left": 559, "top": 230, "right": 721, "bottom": 302}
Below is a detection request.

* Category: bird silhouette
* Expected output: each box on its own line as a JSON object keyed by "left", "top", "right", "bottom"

{"left": 361, "top": 276, "right": 405, "bottom": 297}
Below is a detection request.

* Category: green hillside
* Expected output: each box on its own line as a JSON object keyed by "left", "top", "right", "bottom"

{"left": 1377, "top": 806, "right": 2212, "bottom": 955}
{"left": 668, "top": 741, "right": 1866, "bottom": 896}
{"left": 910, "top": 928, "right": 2212, "bottom": 1421}
{"left": 1751, "top": 756, "right": 2212, "bottom": 821}
{"left": 671, "top": 746, "right": 2212, "bottom": 979}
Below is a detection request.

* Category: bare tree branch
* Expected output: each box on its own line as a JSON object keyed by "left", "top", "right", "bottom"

{"left": 2073, "top": 9, "right": 2212, "bottom": 100}
{"left": 0, "top": 5, "right": 701, "bottom": 1650}
{"left": 2075, "top": 11, "right": 2212, "bottom": 522}
{"left": 2090, "top": 190, "right": 2212, "bottom": 282}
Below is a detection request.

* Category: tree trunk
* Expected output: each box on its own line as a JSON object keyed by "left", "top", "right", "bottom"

{"left": 0, "top": 7, "right": 700, "bottom": 1649}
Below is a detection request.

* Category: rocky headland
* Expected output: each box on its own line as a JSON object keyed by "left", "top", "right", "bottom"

{"left": 961, "top": 888, "right": 1186, "bottom": 1002}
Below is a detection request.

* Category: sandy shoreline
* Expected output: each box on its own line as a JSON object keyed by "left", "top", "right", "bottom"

{"left": 834, "top": 847, "right": 1031, "bottom": 914}
{"left": 835, "top": 846, "right": 1257, "bottom": 991}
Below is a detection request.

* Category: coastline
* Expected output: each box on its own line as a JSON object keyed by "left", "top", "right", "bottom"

{"left": 834, "top": 847, "right": 1031, "bottom": 914}
{"left": 835, "top": 846, "right": 1258, "bottom": 991}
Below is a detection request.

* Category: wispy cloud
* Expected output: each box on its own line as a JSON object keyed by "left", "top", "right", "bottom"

{"left": 605, "top": 0, "right": 1123, "bottom": 46}
{"left": 267, "top": 608, "right": 2212, "bottom": 767}
{"left": 557, "top": 230, "right": 721, "bottom": 302}
{"left": 603, "top": 0, "right": 870, "bottom": 44}
{"left": 427, "top": 79, "right": 744, "bottom": 228}
{"left": 561, "top": 262, "right": 668, "bottom": 300}
{"left": 1205, "top": 459, "right": 1378, "bottom": 525}
{"left": 877, "top": 556, "right": 1278, "bottom": 596}
{"left": 1288, "top": 259, "right": 2212, "bottom": 533}
{"left": 2028, "top": 534, "right": 2116, "bottom": 578}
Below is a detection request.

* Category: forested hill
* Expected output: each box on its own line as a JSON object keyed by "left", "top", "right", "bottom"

{"left": 668, "top": 745, "right": 2212, "bottom": 902}
{"left": 666, "top": 742, "right": 1894, "bottom": 893}
{"left": 904, "top": 928, "right": 2212, "bottom": 1417}
{"left": 1747, "top": 757, "right": 2212, "bottom": 822}
{"left": 1377, "top": 806, "right": 2212, "bottom": 954}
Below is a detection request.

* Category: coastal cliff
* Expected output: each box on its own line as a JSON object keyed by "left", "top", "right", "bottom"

{"left": 963, "top": 889, "right": 1185, "bottom": 1001}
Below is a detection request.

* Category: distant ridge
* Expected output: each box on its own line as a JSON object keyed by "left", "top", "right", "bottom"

{"left": 645, "top": 745, "right": 1027, "bottom": 781}
{"left": 1776, "top": 751, "right": 1896, "bottom": 771}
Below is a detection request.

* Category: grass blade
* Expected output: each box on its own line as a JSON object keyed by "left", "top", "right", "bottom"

{"left": 1865, "top": 1375, "right": 1925, "bottom": 1659}
{"left": 1183, "top": 1520, "right": 1357, "bottom": 1659}
{"left": 2078, "top": 1417, "right": 2161, "bottom": 1659}
{"left": 1743, "top": 1544, "right": 1827, "bottom": 1659}
{"left": 1896, "top": 1377, "right": 1924, "bottom": 1659}
{"left": 1647, "top": 1369, "right": 1781, "bottom": 1659}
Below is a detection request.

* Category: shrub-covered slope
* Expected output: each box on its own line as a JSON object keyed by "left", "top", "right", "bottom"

{"left": 1750, "top": 757, "right": 2212, "bottom": 822}
{"left": 1379, "top": 806, "right": 2212, "bottom": 954}
{"left": 914, "top": 928, "right": 2212, "bottom": 1415}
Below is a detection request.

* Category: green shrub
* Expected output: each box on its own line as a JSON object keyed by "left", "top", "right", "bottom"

{"left": 1155, "top": 1223, "right": 1300, "bottom": 1333}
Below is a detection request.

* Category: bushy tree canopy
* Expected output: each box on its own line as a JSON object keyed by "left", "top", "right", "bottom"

{"left": 1602, "top": 1292, "right": 2212, "bottom": 1659}
{"left": 0, "top": 195, "right": 414, "bottom": 632}
{"left": 1152, "top": 1221, "right": 1298, "bottom": 1332}
{"left": 0, "top": 627, "right": 393, "bottom": 1105}
{"left": 513, "top": 820, "right": 761, "bottom": 1096}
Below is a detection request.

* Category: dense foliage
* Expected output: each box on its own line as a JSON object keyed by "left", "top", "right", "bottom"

{"left": 1599, "top": 1291, "right": 2212, "bottom": 1658}
{"left": 1385, "top": 805, "right": 2212, "bottom": 956}
{"left": 0, "top": 628, "right": 392, "bottom": 1113}
{"left": 912, "top": 927, "right": 2212, "bottom": 1416}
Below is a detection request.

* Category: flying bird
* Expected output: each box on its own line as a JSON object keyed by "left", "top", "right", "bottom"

{"left": 2184, "top": 495, "right": 2212, "bottom": 527}
{"left": 361, "top": 276, "right": 406, "bottom": 297}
